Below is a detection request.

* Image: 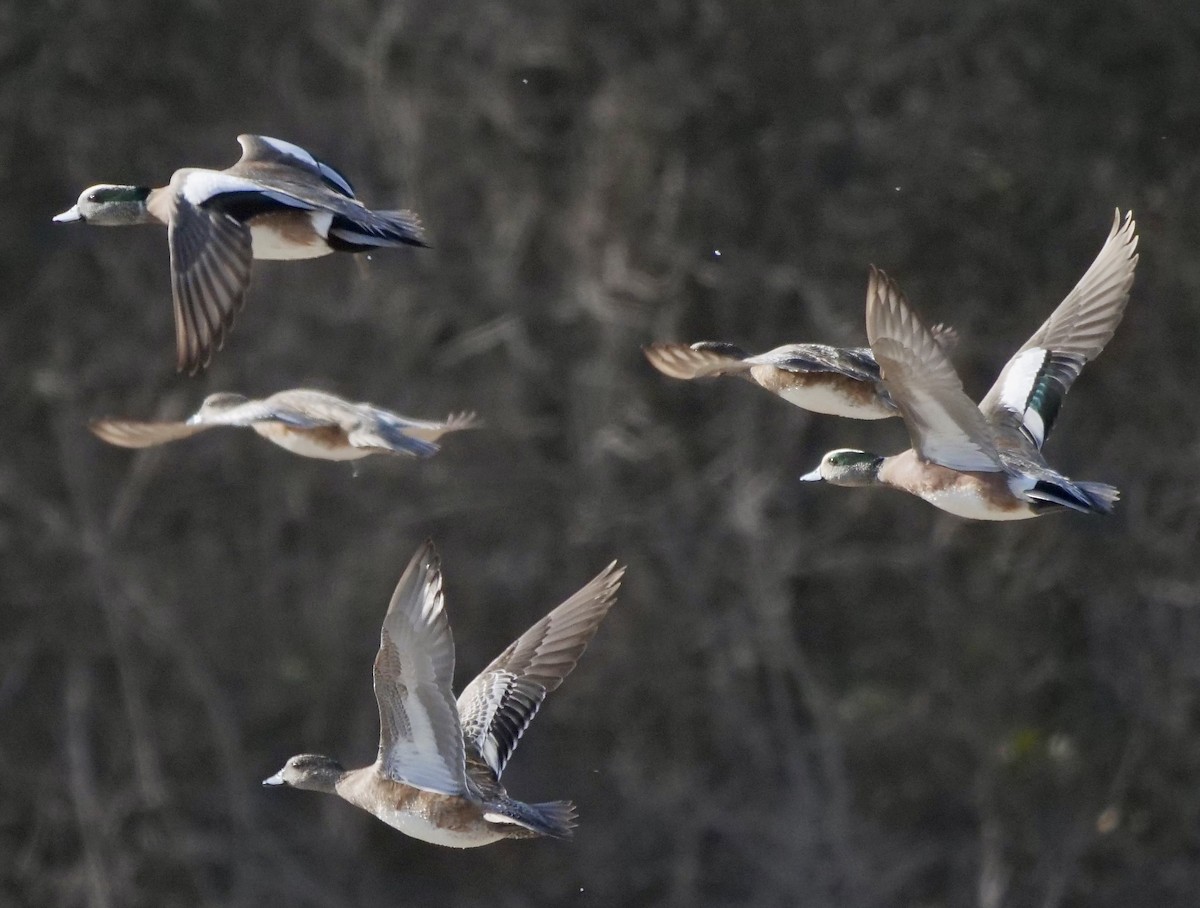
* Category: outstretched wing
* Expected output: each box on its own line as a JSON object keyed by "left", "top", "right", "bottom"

{"left": 89, "top": 419, "right": 211, "bottom": 448}
{"left": 866, "top": 267, "right": 1002, "bottom": 472}
{"left": 372, "top": 542, "right": 467, "bottom": 794}
{"left": 457, "top": 561, "right": 624, "bottom": 780}
{"left": 643, "top": 342, "right": 751, "bottom": 379}
{"left": 235, "top": 134, "right": 357, "bottom": 197}
{"left": 980, "top": 210, "right": 1138, "bottom": 448}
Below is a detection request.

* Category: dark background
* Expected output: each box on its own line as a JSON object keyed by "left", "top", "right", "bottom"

{"left": 4, "top": 1, "right": 1200, "bottom": 906}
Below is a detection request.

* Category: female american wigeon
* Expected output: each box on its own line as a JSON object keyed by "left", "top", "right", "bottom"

{"left": 801, "top": 211, "right": 1138, "bottom": 520}
{"left": 263, "top": 541, "right": 624, "bottom": 847}
{"left": 644, "top": 320, "right": 956, "bottom": 420}
{"left": 89, "top": 389, "right": 476, "bottom": 460}
{"left": 53, "top": 135, "right": 427, "bottom": 374}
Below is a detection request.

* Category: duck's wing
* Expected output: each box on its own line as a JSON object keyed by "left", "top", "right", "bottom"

{"left": 643, "top": 342, "right": 752, "bottom": 379}
{"left": 229, "top": 136, "right": 426, "bottom": 248}
{"left": 235, "top": 134, "right": 356, "bottom": 197}
{"left": 161, "top": 177, "right": 255, "bottom": 375}
{"left": 980, "top": 210, "right": 1138, "bottom": 448}
{"left": 88, "top": 419, "right": 211, "bottom": 448}
{"left": 456, "top": 562, "right": 623, "bottom": 780}
{"left": 372, "top": 542, "right": 467, "bottom": 795}
{"left": 866, "top": 267, "right": 1003, "bottom": 472}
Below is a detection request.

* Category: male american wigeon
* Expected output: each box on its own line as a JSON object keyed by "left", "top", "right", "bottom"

{"left": 644, "top": 320, "right": 956, "bottom": 420}
{"left": 89, "top": 389, "right": 476, "bottom": 461}
{"left": 263, "top": 541, "right": 624, "bottom": 847}
{"left": 54, "top": 135, "right": 427, "bottom": 373}
{"left": 801, "top": 211, "right": 1138, "bottom": 520}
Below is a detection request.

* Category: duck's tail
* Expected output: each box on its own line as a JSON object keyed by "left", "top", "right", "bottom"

{"left": 400, "top": 412, "right": 481, "bottom": 445}
{"left": 643, "top": 341, "right": 751, "bottom": 380}
{"left": 1075, "top": 481, "right": 1121, "bottom": 514}
{"left": 371, "top": 418, "right": 441, "bottom": 458}
{"left": 1029, "top": 478, "right": 1119, "bottom": 515}
{"left": 329, "top": 209, "right": 428, "bottom": 250}
{"left": 483, "top": 799, "right": 577, "bottom": 839}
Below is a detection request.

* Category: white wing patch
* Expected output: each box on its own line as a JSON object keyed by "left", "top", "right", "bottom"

{"left": 181, "top": 171, "right": 317, "bottom": 210}
{"left": 998, "top": 347, "right": 1050, "bottom": 447}
{"left": 181, "top": 171, "right": 263, "bottom": 205}
{"left": 259, "top": 136, "right": 320, "bottom": 169}
{"left": 259, "top": 136, "right": 356, "bottom": 197}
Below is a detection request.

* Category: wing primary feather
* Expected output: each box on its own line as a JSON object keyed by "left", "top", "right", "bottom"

{"left": 457, "top": 561, "right": 624, "bottom": 779}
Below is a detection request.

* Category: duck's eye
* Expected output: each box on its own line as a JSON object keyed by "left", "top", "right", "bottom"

{"left": 86, "top": 193, "right": 98, "bottom": 202}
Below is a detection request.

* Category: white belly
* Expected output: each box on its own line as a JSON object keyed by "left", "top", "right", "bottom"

{"left": 250, "top": 423, "right": 369, "bottom": 461}
{"left": 250, "top": 211, "right": 334, "bottom": 260}
{"left": 920, "top": 485, "right": 1034, "bottom": 521}
{"left": 374, "top": 807, "right": 506, "bottom": 848}
{"left": 776, "top": 384, "right": 892, "bottom": 419}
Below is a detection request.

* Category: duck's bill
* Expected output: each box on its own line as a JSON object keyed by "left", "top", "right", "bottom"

{"left": 262, "top": 770, "right": 286, "bottom": 787}
{"left": 798, "top": 468, "right": 825, "bottom": 482}
{"left": 52, "top": 206, "right": 83, "bottom": 223}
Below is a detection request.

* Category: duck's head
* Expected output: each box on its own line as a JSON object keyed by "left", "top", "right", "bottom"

{"left": 53, "top": 184, "right": 153, "bottom": 225}
{"left": 263, "top": 754, "right": 346, "bottom": 793}
{"left": 800, "top": 449, "right": 884, "bottom": 487}
{"left": 188, "top": 393, "right": 250, "bottom": 424}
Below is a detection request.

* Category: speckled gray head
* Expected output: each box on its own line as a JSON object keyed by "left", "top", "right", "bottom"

{"left": 800, "top": 449, "right": 884, "bottom": 486}
{"left": 53, "top": 184, "right": 154, "bottom": 225}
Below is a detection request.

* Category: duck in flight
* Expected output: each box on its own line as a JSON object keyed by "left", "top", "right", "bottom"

{"left": 644, "top": 318, "right": 957, "bottom": 420}
{"left": 801, "top": 211, "right": 1137, "bottom": 520}
{"left": 53, "top": 134, "right": 427, "bottom": 374}
{"left": 89, "top": 389, "right": 476, "bottom": 461}
{"left": 263, "top": 541, "right": 624, "bottom": 847}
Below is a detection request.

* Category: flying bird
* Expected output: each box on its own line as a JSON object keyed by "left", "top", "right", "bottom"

{"left": 801, "top": 211, "right": 1137, "bottom": 520}
{"left": 54, "top": 134, "right": 427, "bottom": 373}
{"left": 90, "top": 389, "right": 475, "bottom": 461}
{"left": 644, "top": 318, "right": 957, "bottom": 420}
{"left": 263, "top": 541, "right": 624, "bottom": 847}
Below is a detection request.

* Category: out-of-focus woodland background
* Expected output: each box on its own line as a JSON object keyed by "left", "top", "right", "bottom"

{"left": 3, "top": 1, "right": 1200, "bottom": 906}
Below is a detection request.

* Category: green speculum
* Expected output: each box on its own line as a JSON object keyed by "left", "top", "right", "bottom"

{"left": 89, "top": 186, "right": 151, "bottom": 203}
